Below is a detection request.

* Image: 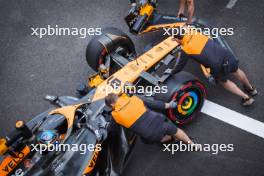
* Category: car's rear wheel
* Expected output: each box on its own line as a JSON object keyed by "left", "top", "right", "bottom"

{"left": 155, "top": 71, "right": 207, "bottom": 125}
{"left": 86, "top": 27, "right": 136, "bottom": 74}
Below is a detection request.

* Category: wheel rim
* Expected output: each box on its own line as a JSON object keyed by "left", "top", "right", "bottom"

{"left": 98, "top": 48, "right": 107, "bottom": 66}
{"left": 178, "top": 91, "right": 198, "bottom": 115}
{"left": 168, "top": 81, "right": 206, "bottom": 124}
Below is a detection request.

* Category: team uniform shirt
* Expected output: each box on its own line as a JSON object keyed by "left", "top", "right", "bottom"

{"left": 111, "top": 96, "right": 177, "bottom": 143}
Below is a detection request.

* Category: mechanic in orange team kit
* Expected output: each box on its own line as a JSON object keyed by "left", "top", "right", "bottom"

{"left": 129, "top": 0, "right": 195, "bottom": 24}
{"left": 105, "top": 93, "right": 200, "bottom": 148}
{"left": 172, "top": 26, "right": 258, "bottom": 106}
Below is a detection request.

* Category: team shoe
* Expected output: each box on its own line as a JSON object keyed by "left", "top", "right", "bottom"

{"left": 244, "top": 85, "right": 258, "bottom": 96}
{"left": 241, "top": 97, "right": 254, "bottom": 106}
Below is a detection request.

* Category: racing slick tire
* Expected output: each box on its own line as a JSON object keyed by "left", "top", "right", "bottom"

{"left": 155, "top": 71, "right": 207, "bottom": 125}
{"left": 86, "top": 27, "right": 136, "bottom": 73}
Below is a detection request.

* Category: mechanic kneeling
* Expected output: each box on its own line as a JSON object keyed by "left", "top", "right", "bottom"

{"left": 105, "top": 93, "right": 197, "bottom": 146}
{"left": 173, "top": 26, "right": 258, "bottom": 106}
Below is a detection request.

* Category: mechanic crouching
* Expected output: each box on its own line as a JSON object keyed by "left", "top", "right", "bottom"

{"left": 105, "top": 93, "right": 198, "bottom": 147}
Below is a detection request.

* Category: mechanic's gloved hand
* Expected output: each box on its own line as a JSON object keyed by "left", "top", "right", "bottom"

{"left": 86, "top": 124, "right": 102, "bottom": 140}
{"left": 208, "top": 75, "right": 216, "bottom": 85}
{"left": 168, "top": 100, "right": 177, "bottom": 109}
{"left": 87, "top": 123, "right": 107, "bottom": 142}
{"left": 99, "top": 128, "right": 108, "bottom": 141}
{"left": 94, "top": 129, "right": 103, "bottom": 141}
{"left": 98, "top": 120, "right": 109, "bottom": 130}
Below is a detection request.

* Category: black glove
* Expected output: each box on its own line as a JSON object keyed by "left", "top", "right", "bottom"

{"left": 86, "top": 124, "right": 103, "bottom": 141}
{"left": 208, "top": 75, "right": 216, "bottom": 85}
{"left": 168, "top": 100, "right": 177, "bottom": 109}
{"left": 97, "top": 120, "right": 109, "bottom": 129}
{"left": 95, "top": 116, "right": 109, "bottom": 141}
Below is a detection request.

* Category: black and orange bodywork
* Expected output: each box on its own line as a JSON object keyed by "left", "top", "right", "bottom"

{"left": 0, "top": 34, "right": 183, "bottom": 175}
{"left": 0, "top": 29, "right": 184, "bottom": 175}
{"left": 0, "top": 27, "right": 204, "bottom": 175}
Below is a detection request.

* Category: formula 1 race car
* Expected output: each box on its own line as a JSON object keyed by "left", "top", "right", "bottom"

{"left": 0, "top": 2, "right": 237, "bottom": 175}
{"left": 0, "top": 26, "right": 207, "bottom": 176}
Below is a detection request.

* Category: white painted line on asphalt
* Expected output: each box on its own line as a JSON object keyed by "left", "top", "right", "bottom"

{"left": 226, "top": 0, "right": 238, "bottom": 9}
{"left": 201, "top": 100, "right": 264, "bottom": 139}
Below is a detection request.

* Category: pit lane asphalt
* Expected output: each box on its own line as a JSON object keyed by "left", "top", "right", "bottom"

{"left": 0, "top": 0, "right": 263, "bottom": 176}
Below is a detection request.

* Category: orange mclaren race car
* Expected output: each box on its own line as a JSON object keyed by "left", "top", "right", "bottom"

{"left": 0, "top": 2, "right": 237, "bottom": 175}
{"left": 0, "top": 26, "right": 207, "bottom": 176}
{"left": 2, "top": 2, "right": 240, "bottom": 174}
